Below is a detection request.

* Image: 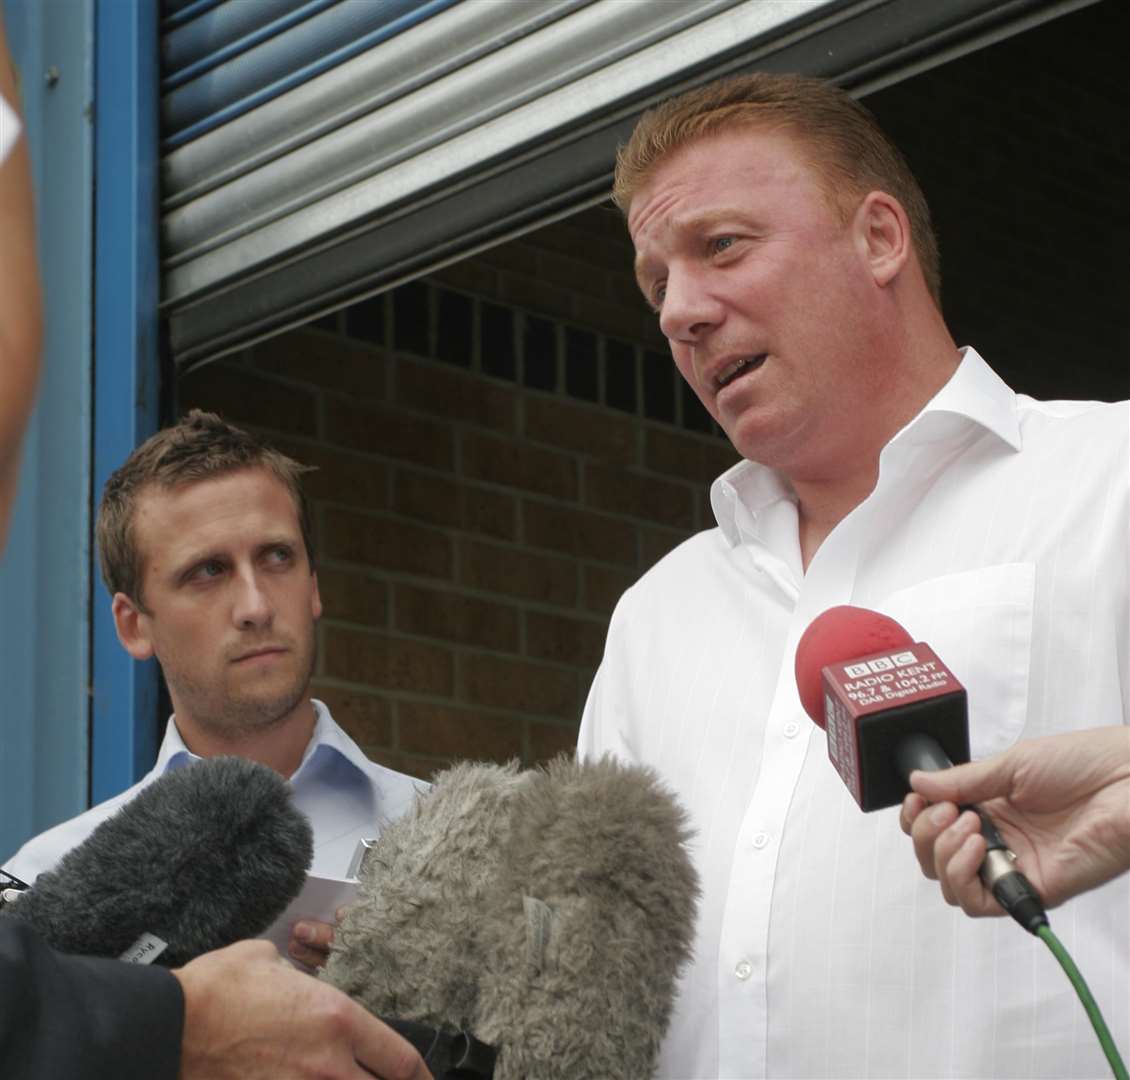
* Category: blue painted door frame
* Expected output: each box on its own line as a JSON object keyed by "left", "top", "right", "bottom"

{"left": 90, "top": 0, "right": 161, "bottom": 802}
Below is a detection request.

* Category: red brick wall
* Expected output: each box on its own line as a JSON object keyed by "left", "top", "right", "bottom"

{"left": 179, "top": 244, "right": 737, "bottom": 779}
{"left": 430, "top": 205, "right": 666, "bottom": 351}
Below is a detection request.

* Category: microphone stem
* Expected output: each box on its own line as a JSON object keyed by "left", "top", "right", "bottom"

{"left": 895, "top": 733, "right": 1048, "bottom": 934}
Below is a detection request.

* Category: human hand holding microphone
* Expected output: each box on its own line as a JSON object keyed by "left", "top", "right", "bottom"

{"left": 794, "top": 605, "right": 1127, "bottom": 1079}
{"left": 900, "top": 725, "right": 1130, "bottom": 914}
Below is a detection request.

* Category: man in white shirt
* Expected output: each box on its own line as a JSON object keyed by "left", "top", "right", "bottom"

{"left": 579, "top": 73, "right": 1128, "bottom": 1078}
{"left": 3, "top": 409, "right": 422, "bottom": 967}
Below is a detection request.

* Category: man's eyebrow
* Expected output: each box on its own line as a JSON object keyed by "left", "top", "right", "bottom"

{"left": 166, "top": 541, "right": 283, "bottom": 586}
{"left": 682, "top": 206, "right": 757, "bottom": 232}
{"left": 256, "top": 536, "right": 300, "bottom": 557}
{"left": 633, "top": 206, "right": 757, "bottom": 277}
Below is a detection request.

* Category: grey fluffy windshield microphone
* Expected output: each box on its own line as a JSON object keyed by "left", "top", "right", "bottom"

{"left": 3, "top": 756, "right": 313, "bottom": 967}
{"left": 323, "top": 755, "right": 699, "bottom": 1080}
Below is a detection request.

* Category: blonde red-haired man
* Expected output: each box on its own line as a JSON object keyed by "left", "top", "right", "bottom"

{"left": 581, "top": 72, "right": 1128, "bottom": 1079}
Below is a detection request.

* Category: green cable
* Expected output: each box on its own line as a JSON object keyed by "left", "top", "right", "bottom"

{"left": 1037, "top": 923, "right": 1128, "bottom": 1080}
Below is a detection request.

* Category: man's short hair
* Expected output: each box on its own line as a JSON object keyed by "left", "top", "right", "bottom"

{"left": 97, "top": 409, "right": 316, "bottom": 607}
{"left": 613, "top": 72, "right": 941, "bottom": 305}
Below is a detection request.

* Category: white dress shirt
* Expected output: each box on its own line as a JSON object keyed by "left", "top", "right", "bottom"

{"left": 579, "top": 349, "right": 1129, "bottom": 1079}
{"left": 4, "top": 699, "right": 425, "bottom": 882}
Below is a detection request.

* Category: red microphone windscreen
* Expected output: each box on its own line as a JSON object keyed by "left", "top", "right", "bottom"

{"left": 794, "top": 606, "right": 914, "bottom": 728}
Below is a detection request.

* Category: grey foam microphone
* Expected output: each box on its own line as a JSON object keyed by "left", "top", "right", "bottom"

{"left": 3, "top": 756, "right": 313, "bottom": 966}
{"left": 323, "top": 755, "right": 699, "bottom": 1080}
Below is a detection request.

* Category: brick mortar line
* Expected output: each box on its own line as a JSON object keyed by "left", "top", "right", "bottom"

{"left": 321, "top": 621, "right": 605, "bottom": 671}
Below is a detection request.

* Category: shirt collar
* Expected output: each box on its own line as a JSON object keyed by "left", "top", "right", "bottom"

{"left": 891, "top": 346, "right": 1022, "bottom": 453}
{"left": 155, "top": 698, "right": 370, "bottom": 787}
{"left": 710, "top": 459, "right": 794, "bottom": 548}
{"left": 709, "top": 347, "right": 1021, "bottom": 547}
{"left": 155, "top": 718, "right": 197, "bottom": 773}
{"left": 291, "top": 699, "right": 375, "bottom": 786}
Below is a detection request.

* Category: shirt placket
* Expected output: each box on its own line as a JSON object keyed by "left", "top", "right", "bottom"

{"left": 715, "top": 498, "right": 871, "bottom": 1078}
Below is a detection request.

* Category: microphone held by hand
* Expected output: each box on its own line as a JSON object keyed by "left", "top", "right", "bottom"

{"left": 323, "top": 754, "right": 699, "bottom": 1080}
{"left": 3, "top": 756, "right": 313, "bottom": 966}
{"left": 794, "top": 605, "right": 1047, "bottom": 933}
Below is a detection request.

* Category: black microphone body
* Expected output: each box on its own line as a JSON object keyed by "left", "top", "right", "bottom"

{"left": 816, "top": 637, "right": 970, "bottom": 812}
{"left": 2, "top": 756, "right": 314, "bottom": 966}
{"left": 894, "top": 732, "right": 1047, "bottom": 933}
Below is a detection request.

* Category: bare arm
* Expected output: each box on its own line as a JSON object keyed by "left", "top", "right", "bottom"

{"left": 0, "top": 17, "right": 43, "bottom": 547}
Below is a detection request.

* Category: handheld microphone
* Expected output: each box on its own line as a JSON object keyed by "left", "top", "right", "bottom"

{"left": 323, "top": 754, "right": 699, "bottom": 1080}
{"left": 794, "top": 605, "right": 1047, "bottom": 934}
{"left": 2, "top": 756, "right": 314, "bottom": 966}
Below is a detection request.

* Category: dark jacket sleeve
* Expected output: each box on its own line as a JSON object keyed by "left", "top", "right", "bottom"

{"left": 0, "top": 920, "right": 184, "bottom": 1079}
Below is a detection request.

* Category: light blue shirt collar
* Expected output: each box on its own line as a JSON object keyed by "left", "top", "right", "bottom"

{"left": 158, "top": 699, "right": 371, "bottom": 783}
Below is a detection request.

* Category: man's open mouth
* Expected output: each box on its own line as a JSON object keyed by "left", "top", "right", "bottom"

{"left": 716, "top": 354, "right": 767, "bottom": 390}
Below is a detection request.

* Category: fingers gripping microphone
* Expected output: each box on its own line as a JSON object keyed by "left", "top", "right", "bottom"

{"left": 2, "top": 756, "right": 314, "bottom": 966}
{"left": 323, "top": 755, "right": 699, "bottom": 1080}
{"left": 794, "top": 606, "right": 1047, "bottom": 934}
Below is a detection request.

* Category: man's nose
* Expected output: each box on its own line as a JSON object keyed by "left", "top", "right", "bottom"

{"left": 232, "top": 569, "right": 272, "bottom": 628}
{"left": 658, "top": 268, "right": 722, "bottom": 344}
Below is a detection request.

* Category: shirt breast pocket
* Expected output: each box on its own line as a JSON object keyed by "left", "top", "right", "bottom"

{"left": 879, "top": 563, "right": 1036, "bottom": 760}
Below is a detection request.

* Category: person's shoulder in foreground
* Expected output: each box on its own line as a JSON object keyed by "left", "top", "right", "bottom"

{"left": 1, "top": 918, "right": 182, "bottom": 1079}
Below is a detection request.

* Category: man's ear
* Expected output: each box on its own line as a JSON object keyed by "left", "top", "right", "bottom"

{"left": 112, "top": 592, "right": 155, "bottom": 661}
{"left": 855, "top": 190, "right": 911, "bottom": 288}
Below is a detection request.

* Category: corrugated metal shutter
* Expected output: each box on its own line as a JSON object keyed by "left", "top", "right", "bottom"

{"left": 162, "top": 0, "right": 1089, "bottom": 371}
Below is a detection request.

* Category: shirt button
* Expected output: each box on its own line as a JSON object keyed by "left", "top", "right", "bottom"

{"left": 752, "top": 831, "right": 770, "bottom": 849}
{"left": 735, "top": 960, "right": 753, "bottom": 981}
{"left": 783, "top": 721, "right": 800, "bottom": 738}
